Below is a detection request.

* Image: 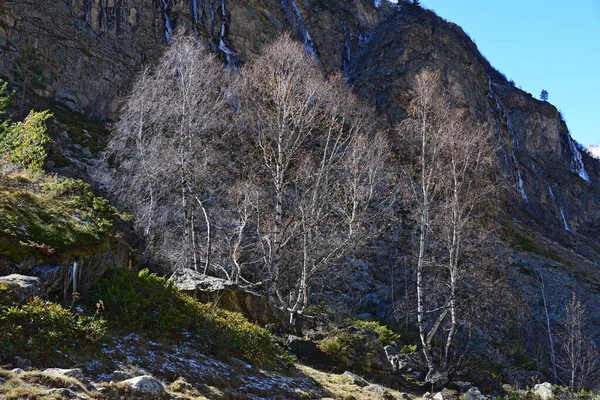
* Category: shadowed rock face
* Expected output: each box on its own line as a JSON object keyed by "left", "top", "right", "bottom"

{"left": 0, "top": 0, "right": 380, "bottom": 118}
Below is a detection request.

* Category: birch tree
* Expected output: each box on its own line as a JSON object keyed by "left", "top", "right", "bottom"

{"left": 105, "top": 33, "right": 228, "bottom": 271}
{"left": 236, "top": 35, "right": 389, "bottom": 326}
{"left": 398, "top": 68, "right": 499, "bottom": 384}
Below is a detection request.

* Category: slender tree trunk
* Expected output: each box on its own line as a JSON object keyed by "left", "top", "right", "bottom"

{"left": 417, "top": 108, "right": 435, "bottom": 374}
{"left": 540, "top": 273, "right": 558, "bottom": 382}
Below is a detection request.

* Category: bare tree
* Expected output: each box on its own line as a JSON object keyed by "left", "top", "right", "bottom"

{"left": 104, "top": 32, "right": 228, "bottom": 271}
{"left": 236, "top": 35, "right": 389, "bottom": 326}
{"left": 397, "top": 68, "right": 499, "bottom": 384}
{"left": 556, "top": 293, "right": 599, "bottom": 391}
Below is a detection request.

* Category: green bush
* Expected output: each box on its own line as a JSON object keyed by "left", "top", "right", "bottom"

{"left": 352, "top": 320, "right": 401, "bottom": 345}
{"left": 0, "top": 110, "right": 52, "bottom": 169}
{"left": 0, "top": 297, "right": 106, "bottom": 364}
{"left": 90, "top": 269, "right": 294, "bottom": 369}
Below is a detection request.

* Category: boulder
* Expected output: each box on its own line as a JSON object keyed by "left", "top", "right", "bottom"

{"left": 286, "top": 335, "right": 331, "bottom": 364}
{"left": 120, "top": 375, "right": 164, "bottom": 394}
{"left": 170, "top": 268, "right": 284, "bottom": 324}
{"left": 533, "top": 382, "right": 554, "bottom": 400}
{"left": 465, "top": 387, "right": 488, "bottom": 400}
{"left": 426, "top": 370, "right": 450, "bottom": 390}
{"left": 0, "top": 274, "right": 46, "bottom": 303}
{"left": 44, "top": 368, "right": 85, "bottom": 382}
{"left": 385, "top": 345, "right": 422, "bottom": 372}
{"left": 342, "top": 371, "right": 369, "bottom": 387}
{"left": 454, "top": 381, "right": 474, "bottom": 392}
{"left": 364, "top": 384, "right": 393, "bottom": 399}
{"left": 501, "top": 369, "right": 544, "bottom": 389}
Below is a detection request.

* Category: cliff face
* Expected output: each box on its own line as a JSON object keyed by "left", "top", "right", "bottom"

{"left": 348, "top": 7, "right": 600, "bottom": 242}
{"left": 0, "top": 0, "right": 380, "bottom": 118}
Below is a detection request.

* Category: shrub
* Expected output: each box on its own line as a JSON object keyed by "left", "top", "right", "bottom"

{"left": 352, "top": 320, "right": 401, "bottom": 345}
{"left": 0, "top": 110, "right": 52, "bottom": 169}
{"left": 0, "top": 297, "right": 106, "bottom": 365}
{"left": 90, "top": 269, "right": 294, "bottom": 369}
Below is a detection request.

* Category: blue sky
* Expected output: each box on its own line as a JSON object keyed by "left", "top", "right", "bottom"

{"left": 419, "top": 0, "right": 600, "bottom": 147}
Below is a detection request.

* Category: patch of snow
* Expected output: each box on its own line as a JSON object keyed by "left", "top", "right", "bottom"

{"left": 588, "top": 143, "right": 600, "bottom": 159}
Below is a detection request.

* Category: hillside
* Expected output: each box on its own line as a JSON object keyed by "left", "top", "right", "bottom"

{"left": 0, "top": 0, "right": 599, "bottom": 399}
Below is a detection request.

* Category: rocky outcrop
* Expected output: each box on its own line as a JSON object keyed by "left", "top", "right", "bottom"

{"left": 0, "top": 274, "right": 46, "bottom": 302}
{"left": 10, "top": 236, "right": 130, "bottom": 299}
{"left": 120, "top": 375, "right": 165, "bottom": 395}
{"left": 533, "top": 382, "right": 554, "bottom": 400}
{"left": 170, "top": 268, "right": 284, "bottom": 324}
{"left": 0, "top": 0, "right": 380, "bottom": 118}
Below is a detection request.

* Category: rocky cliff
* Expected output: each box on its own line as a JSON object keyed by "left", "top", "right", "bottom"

{"left": 0, "top": 0, "right": 380, "bottom": 118}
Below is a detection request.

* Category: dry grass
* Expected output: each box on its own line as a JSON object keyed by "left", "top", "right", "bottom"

{"left": 298, "top": 365, "right": 413, "bottom": 400}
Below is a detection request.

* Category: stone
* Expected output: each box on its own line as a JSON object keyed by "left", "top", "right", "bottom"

{"left": 501, "top": 369, "right": 544, "bottom": 389}
{"left": 286, "top": 335, "right": 330, "bottom": 363}
{"left": 342, "top": 371, "right": 369, "bottom": 387}
{"left": 10, "top": 368, "right": 25, "bottom": 375}
{"left": 464, "top": 387, "right": 488, "bottom": 400}
{"left": 533, "top": 382, "right": 554, "bottom": 400}
{"left": 40, "top": 388, "right": 88, "bottom": 399}
{"left": 364, "top": 384, "right": 393, "bottom": 399}
{"left": 170, "top": 268, "right": 284, "bottom": 324}
{"left": 44, "top": 368, "right": 85, "bottom": 382}
{"left": 0, "top": 274, "right": 47, "bottom": 303}
{"left": 426, "top": 369, "right": 450, "bottom": 390}
{"left": 120, "top": 375, "right": 164, "bottom": 394}
{"left": 454, "top": 381, "right": 473, "bottom": 392}
{"left": 434, "top": 392, "right": 444, "bottom": 400}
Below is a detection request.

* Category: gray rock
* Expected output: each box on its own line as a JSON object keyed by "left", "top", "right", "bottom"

{"left": 120, "top": 375, "right": 164, "bottom": 394}
{"left": 342, "top": 371, "right": 369, "bottom": 387}
{"left": 434, "top": 392, "right": 445, "bottom": 400}
{"left": 0, "top": 274, "right": 47, "bottom": 302}
{"left": 170, "top": 268, "right": 284, "bottom": 324}
{"left": 364, "top": 384, "right": 393, "bottom": 399}
{"left": 426, "top": 369, "right": 450, "bottom": 390}
{"left": 40, "top": 388, "right": 88, "bottom": 399}
{"left": 465, "top": 387, "right": 488, "bottom": 400}
{"left": 286, "top": 335, "right": 330, "bottom": 363}
{"left": 454, "top": 381, "right": 473, "bottom": 392}
{"left": 10, "top": 368, "right": 25, "bottom": 375}
{"left": 533, "top": 382, "right": 554, "bottom": 400}
{"left": 501, "top": 369, "right": 544, "bottom": 389}
{"left": 44, "top": 368, "right": 85, "bottom": 382}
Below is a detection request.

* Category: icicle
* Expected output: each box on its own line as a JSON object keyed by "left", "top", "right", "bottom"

{"left": 161, "top": 0, "right": 173, "bottom": 43}
{"left": 72, "top": 261, "right": 79, "bottom": 295}
{"left": 568, "top": 136, "right": 590, "bottom": 182}
{"left": 548, "top": 184, "right": 555, "bottom": 202}
{"left": 280, "top": 0, "right": 319, "bottom": 60}
{"left": 517, "top": 170, "right": 528, "bottom": 203}
{"left": 192, "top": 0, "right": 199, "bottom": 23}
{"left": 217, "top": 1, "right": 237, "bottom": 72}
{"left": 560, "top": 208, "right": 570, "bottom": 231}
